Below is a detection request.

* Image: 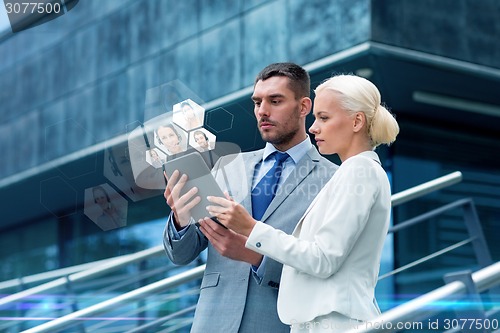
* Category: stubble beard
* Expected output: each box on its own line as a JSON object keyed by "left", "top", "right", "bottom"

{"left": 261, "top": 126, "right": 299, "bottom": 147}
{"left": 260, "top": 113, "right": 301, "bottom": 147}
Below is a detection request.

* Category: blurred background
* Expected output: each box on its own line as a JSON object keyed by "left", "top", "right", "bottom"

{"left": 0, "top": 0, "right": 499, "bottom": 332}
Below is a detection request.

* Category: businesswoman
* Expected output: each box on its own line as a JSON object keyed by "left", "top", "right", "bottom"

{"left": 205, "top": 74, "right": 399, "bottom": 332}
{"left": 156, "top": 124, "right": 185, "bottom": 155}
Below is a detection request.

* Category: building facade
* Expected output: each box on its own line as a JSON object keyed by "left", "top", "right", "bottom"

{"left": 0, "top": 0, "right": 499, "bottom": 319}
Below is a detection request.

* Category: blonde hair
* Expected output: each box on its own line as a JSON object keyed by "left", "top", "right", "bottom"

{"left": 315, "top": 74, "right": 399, "bottom": 147}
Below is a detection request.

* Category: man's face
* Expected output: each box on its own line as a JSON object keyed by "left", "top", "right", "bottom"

{"left": 252, "top": 76, "right": 303, "bottom": 147}
{"left": 195, "top": 133, "right": 209, "bottom": 148}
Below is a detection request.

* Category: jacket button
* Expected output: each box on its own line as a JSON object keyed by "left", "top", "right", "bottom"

{"left": 256, "top": 242, "right": 261, "bottom": 248}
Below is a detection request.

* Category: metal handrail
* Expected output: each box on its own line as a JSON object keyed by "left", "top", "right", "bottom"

{"left": 0, "top": 257, "right": 120, "bottom": 292}
{"left": 378, "top": 197, "right": 488, "bottom": 281}
{"left": 391, "top": 171, "right": 462, "bottom": 207}
{"left": 345, "top": 261, "right": 500, "bottom": 333}
{"left": 20, "top": 265, "right": 206, "bottom": 333}
{"left": 378, "top": 238, "right": 475, "bottom": 281}
{"left": 1, "top": 171, "right": 462, "bottom": 307}
{"left": 124, "top": 305, "right": 197, "bottom": 333}
{"left": 0, "top": 245, "right": 164, "bottom": 308}
{"left": 9, "top": 171, "right": 463, "bottom": 332}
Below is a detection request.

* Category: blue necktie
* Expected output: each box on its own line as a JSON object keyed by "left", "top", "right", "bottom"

{"left": 251, "top": 152, "right": 289, "bottom": 220}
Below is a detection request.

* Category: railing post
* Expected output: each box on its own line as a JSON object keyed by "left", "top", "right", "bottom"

{"left": 17, "top": 276, "right": 27, "bottom": 332}
{"left": 461, "top": 200, "right": 500, "bottom": 298}
{"left": 443, "top": 270, "right": 490, "bottom": 333}
{"left": 462, "top": 200, "right": 493, "bottom": 268}
{"left": 64, "top": 275, "right": 86, "bottom": 333}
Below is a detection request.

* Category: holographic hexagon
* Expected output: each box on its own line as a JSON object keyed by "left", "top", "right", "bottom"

{"left": 40, "top": 176, "right": 78, "bottom": 218}
{"left": 84, "top": 183, "right": 128, "bottom": 231}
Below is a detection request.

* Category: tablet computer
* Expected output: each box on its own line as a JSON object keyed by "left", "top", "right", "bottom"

{"left": 163, "top": 152, "right": 225, "bottom": 224}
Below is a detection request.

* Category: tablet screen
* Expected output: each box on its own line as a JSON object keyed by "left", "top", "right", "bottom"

{"left": 163, "top": 152, "right": 225, "bottom": 222}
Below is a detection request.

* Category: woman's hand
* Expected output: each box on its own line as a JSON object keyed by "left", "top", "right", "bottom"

{"left": 206, "top": 193, "right": 257, "bottom": 237}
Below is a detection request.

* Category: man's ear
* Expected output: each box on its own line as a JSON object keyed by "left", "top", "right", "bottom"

{"left": 299, "top": 97, "right": 312, "bottom": 117}
{"left": 353, "top": 112, "right": 367, "bottom": 132}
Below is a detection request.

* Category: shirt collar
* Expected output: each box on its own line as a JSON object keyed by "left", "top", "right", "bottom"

{"left": 357, "top": 150, "right": 381, "bottom": 165}
{"left": 262, "top": 136, "right": 313, "bottom": 164}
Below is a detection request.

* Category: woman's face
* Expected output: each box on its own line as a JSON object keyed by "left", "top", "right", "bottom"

{"left": 150, "top": 149, "right": 159, "bottom": 160}
{"left": 309, "top": 91, "right": 354, "bottom": 158}
{"left": 157, "top": 126, "right": 181, "bottom": 152}
{"left": 182, "top": 104, "right": 196, "bottom": 119}
{"left": 93, "top": 189, "right": 108, "bottom": 210}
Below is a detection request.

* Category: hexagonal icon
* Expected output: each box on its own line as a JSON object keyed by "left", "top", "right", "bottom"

{"left": 173, "top": 99, "right": 205, "bottom": 131}
{"left": 189, "top": 128, "right": 216, "bottom": 153}
{"left": 84, "top": 183, "right": 128, "bottom": 231}
{"left": 146, "top": 148, "right": 166, "bottom": 168}
{"left": 205, "top": 107, "right": 234, "bottom": 133}
{"left": 104, "top": 139, "right": 161, "bottom": 202}
{"left": 128, "top": 120, "right": 167, "bottom": 191}
{"left": 154, "top": 121, "right": 188, "bottom": 156}
{"left": 40, "top": 176, "right": 78, "bottom": 218}
{"left": 44, "top": 118, "right": 98, "bottom": 179}
{"left": 144, "top": 80, "right": 204, "bottom": 123}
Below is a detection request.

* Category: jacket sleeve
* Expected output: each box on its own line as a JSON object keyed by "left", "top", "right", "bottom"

{"left": 163, "top": 213, "right": 208, "bottom": 265}
{"left": 246, "top": 157, "right": 380, "bottom": 278}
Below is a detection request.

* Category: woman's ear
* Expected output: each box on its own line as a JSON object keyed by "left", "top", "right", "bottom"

{"left": 353, "top": 112, "right": 366, "bottom": 132}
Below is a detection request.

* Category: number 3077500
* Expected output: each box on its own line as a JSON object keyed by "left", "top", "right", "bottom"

{"left": 5, "top": 2, "right": 62, "bottom": 14}
{"left": 443, "top": 318, "right": 499, "bottom": 330}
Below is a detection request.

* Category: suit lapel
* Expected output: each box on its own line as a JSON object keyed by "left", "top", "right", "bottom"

{"left": 260, "top": 147, "right": 321, "bottom": 222}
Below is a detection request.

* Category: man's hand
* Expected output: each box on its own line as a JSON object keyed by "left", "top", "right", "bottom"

{"left": 164, "top": 170, "right": 201, "bottom": 229}
{"left": 199, "top": 217, "right": 263, "bottom": 266}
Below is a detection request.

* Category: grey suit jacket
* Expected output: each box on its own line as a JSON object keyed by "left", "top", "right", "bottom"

{"left": 163, "top": 146, "right": 336, "bottom": 332}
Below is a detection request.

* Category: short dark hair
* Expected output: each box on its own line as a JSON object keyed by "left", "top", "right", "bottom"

{"left": 180, "top": 101, "right": 193, "bottom": 110}
{"left": 193, "top": 130, "right": 208, "bottom": 140}
{"left": 254, "top": 62, "right": 310, "bottom": 99}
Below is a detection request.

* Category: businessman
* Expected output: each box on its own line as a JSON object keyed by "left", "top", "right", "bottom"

{"left": 163, "top": 62, "right": 337, "bottom": 332}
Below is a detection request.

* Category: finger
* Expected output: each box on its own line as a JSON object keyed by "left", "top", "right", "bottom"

{"left": 207, "top": 196, "right": 230, "bottom": 206}
{"left": 164, "top": 185, "right": 171, "bottom": 201}
{"left": 204, "top": 217, "right": 228, "bottom": 235}
{"left": 206, "top": 217, "right": 230, "bottom": 233}
{"left": 224, "top": 191, "right": 234, "bottom": 201}
{"left": 166, "top": 182, "right": 195, "bottom": 208}
{"left": 206, "top": 205, "right": 227, "bottom": 215}
{"left": 182, "top": 195, "right": 201, "bottom": 212}
{"left": 199, "top": 218, "right": 221, "bottom": 241}
{"left": 174, "top": 186, "right": 198, "bottom": 206}
{"left": 165, "top": 170, "right": 180, "bottom": 190}
{"left": 170, "top": 173, "right": 189, "bottom": 200}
